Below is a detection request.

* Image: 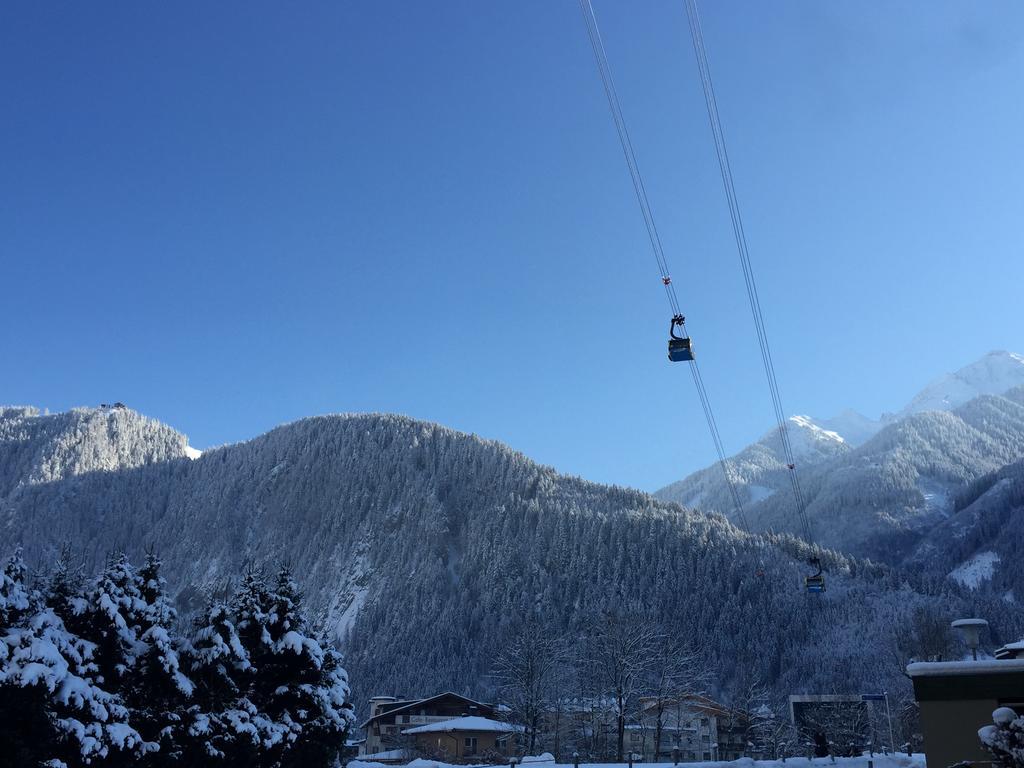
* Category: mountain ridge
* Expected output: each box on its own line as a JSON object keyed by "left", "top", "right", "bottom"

{"left": 658, "top": 384, "right": 1024, "bottom": 573}
{"left": 3, "top": 404, "right": 1018, "bottom": 713}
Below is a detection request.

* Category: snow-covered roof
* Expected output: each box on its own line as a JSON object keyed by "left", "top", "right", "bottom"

{"left": 359, "top": 749, "right": 410, "bottom": 761}
{"left": 359, "top": 691, "right": 493, "bottom": 728}
{"left": 907, "top": 658, "right": 1024, "bottom": 677}
{"left": 402, "top": 716, "right": 525, "bottom": 735}
{"left": 995, "top": 639, "right": 1024, "bottom": 659}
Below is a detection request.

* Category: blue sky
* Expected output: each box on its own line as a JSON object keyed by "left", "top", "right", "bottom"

{"left": 2, "top": 1, "right": 1022, "bottom": 491}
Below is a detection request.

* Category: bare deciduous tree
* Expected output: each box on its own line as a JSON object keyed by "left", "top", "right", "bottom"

{"left": 644, "top": 635, "right": 711, "bottom": 760}
{"left": 581, "top": 612, "right": 659, "bottom": 761}
{"left": 493, "top": 621, "right": 570, "bottom": 754}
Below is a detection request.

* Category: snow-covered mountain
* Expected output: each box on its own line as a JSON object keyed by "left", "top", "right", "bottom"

{"left": 658, "top": 351, "right": 1024, "bottom": 567}
{"left": 656, "top": 415, "right": 849, "bottom": 513}
{"left": 0, "top": 405, "right": 193, "bottom": 496}
{"left": 2, "top": 405, "right": 1016, "bottom": 712}
{"left": 811, "top": 409, "right": 883, "bottom": 448}
{"left": 895, "top": 350, "right": 1024, "bottom": 419}
{"left": 660, "top": 386, "right": 1024, "bottom": 570}
{"left": 776, "top": 351, "right": 1024, "bottom": 449}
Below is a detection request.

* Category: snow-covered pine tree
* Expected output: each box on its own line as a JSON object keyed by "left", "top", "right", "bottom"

{"left": 259, "top": 565, "right": 354, "bottom": 767}
{"left": 46, "top": 543, "right": 85, "bottom": 625}
{"left": 79, "top": 552, "right": 148, "bottom": 696}
{"left": 0, "top": 548, "right": 152, "bottom": 767}
{"left": 180, "top": 598, "right": 258, "bottom": 765}
{"left": 980, "top": 707, "right": 1024, "bottom": 768}
{"left": 0, "top": 547, "right": 49, "bottom": 766}
{"left": 127, "top": 551, "right": 196, "bottom": 765}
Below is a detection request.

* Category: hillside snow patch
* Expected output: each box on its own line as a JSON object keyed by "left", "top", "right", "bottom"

{"left": 949, "top": 551, "right": 1000, "bottom": 589}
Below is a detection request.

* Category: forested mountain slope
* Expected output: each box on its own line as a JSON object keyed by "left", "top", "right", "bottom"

{"left": 0, "top": 405, "right": 192, "bottom": 496}
{"left": 656, "top": 415, "right": 849, "bottom": 514}
{"left": 1, "top": 407, "right": 1020, "bottom": 714}
{"left": 910, "top": 456, "right": 1024, "bottom": 601}
{"left": 657, "top": 374, "right": 1024, "bottom": 565}
{"left": 728, "top": 388, "right": 1024, "bottom": 564}
{"left": 657, "top": 351, "right": 1024, "bottom": 519}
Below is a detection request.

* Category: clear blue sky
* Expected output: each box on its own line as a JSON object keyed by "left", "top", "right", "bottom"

{"left": 2, "top": 1, "right": 1022, "bottom": 491}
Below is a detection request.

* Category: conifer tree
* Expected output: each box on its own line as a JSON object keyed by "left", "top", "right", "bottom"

{"left": 1, "top": 547, "right": 354, "bottom": 767}
{"left": 81, "top": 552, "right": 148, "bottom": 696}
{"left": 263, "top": 565, "right": 354, "bottom": 768}
{"left": 0, "top": 548, "right": 151, "bottom": 767}
{"left": 130, "top": 551, "right": 195, "bottom": 766}
{"left": 181, "top": 598, "right": 258, "bottom": 766}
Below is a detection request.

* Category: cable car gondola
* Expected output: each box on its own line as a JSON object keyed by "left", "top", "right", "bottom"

{"left": 804, "top": 557, "right": 826, "bottom": 594}
{"left": 668, "top": 314, "right": 694, "bottom": 362}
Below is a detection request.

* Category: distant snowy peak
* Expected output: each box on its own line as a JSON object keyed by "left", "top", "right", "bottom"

{"left": 898, "top": 350, "right": 1024, "bottom": 419}
{"left": 785, "top": 415, "right": 845, "bottom": 457}
{"left": 799, "top": 351, "right": 1024, "bottom": 447}
{"left": 811, "top": 409, "right": 882, "bottom": 447}
{"left": 758, "top": 414, "right": 847, "bottom": 461}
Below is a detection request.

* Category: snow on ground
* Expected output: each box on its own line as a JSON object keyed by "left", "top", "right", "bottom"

{"left": 360, "top": 750, "right": 412, "bottom": 762}
{"left": 949, "top": 550, "right": 1001, "bottom": 588}
{"left": 335, "top": 584, "right": 368, "bottom": 640}
{"left": 350, "top": 755, "right": 927, "bottom": 768}
{"left": 916, "top": 479, "right": 953, "bottom": 517}
{"left": 329, "top": 541, "right": 371, "bottom": 643}
{"left": 184, "top": 445, "right": 202, "bottom": 460}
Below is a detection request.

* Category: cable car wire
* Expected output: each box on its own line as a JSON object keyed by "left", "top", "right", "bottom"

{"left": 683, "top": 0, "right": 814, "bottom": 544}
{"left": 578, "top": 0, "right": 750, "bottom": 533}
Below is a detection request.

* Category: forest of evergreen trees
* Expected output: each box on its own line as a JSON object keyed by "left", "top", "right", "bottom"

{"left": 5, "top": 408, "right": 1023, "bottom": 713}
{"left": 0, "top": 548, "right": 353, "bottom": 767}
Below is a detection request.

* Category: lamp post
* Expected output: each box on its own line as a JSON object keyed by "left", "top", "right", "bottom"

{"left": 883, "top": 692, "right": 894, "bottom": 756}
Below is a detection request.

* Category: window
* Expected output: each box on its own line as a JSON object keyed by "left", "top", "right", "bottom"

{"left": 465, "top": 737, "right": 478, "bottom": 755}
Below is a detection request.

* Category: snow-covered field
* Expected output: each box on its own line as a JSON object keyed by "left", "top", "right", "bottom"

{"left": 350, "top": 754, "right": 927, "bottom": 768}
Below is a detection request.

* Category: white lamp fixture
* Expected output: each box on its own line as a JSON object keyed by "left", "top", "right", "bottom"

{"left": 951, "top": 618, "right": 989, "bottom": 660}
